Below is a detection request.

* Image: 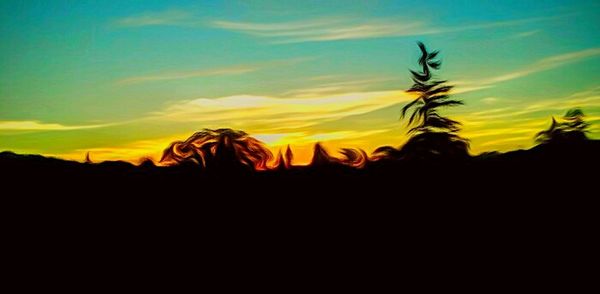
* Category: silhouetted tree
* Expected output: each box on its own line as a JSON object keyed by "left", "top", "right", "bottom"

{"left": 535, "top": 108, "right": 589, "bottom": 144}
{"left": 400, "top": 42, "right": 469, "bottom": 159}
{"left": 161, "top": 128, "right": 273, "bottom": 171}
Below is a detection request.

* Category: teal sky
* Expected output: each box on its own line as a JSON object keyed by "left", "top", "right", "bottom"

{"left": 1, "top": 0, "right": 599, "bottom": 162}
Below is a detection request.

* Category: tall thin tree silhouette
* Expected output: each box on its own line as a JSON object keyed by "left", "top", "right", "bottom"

{"left": 535, "top": 108, "right": 589, "bottom": 144}
{"left": 400, "top": 42, "right": 469, "bottom": 159}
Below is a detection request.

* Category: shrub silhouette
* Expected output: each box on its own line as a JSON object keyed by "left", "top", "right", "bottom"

{"left": 310, "top": 143, "right": 339, "bottom": 166}
{"left": 161, "top": 128, "right": 273, "bottom": 171}
{"left": 371, "top": 146, "right": 403, "bottom": 161}
{"left": 536, "top": 108, "right": 590, "bottom": 145}
{"left": 285, "top": 145, "right": 294, "bottom": 168}
{"left": 400, "top": 42, "right": 469, "bottom": 159}
{"left": 339, "top": 148, "right": 368, "bottom": 168}
{"left": 273, "top": 145, "right": 294, "bottom": 170}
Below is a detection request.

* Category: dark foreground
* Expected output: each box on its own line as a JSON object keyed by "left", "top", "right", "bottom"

{"left": 2, "top": 140, "right": 598, "bottom": 194}
{"left": 1, "top": 141, "right": 597, "bottom": 220}
{"left": 1, "top": 142, "right": 597, "bottom": 283}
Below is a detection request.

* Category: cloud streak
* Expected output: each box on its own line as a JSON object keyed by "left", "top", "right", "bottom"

{"left": 456, "top": 86, "right": 600, "bottom": 152}
{"left": 281, "top": 76, "right": 396, "bottom": 98}
{"left": 210, "top": 15, "right": 562, "bottom": 43}
{"left": 455, "top": 48, "right": 600, "bottom": 92}
{"left": 0, "top": 121, "right": 112, "bottom": 131}
{"left": 113, "top": 10, "right": 193, "bottom": 27}
{"left": 116, "top": 65, "right": 257, "bottom": 85}
{"left": 211, "top": 18, "right": 427, "bottom": 43}
{"left": 152, "top": 90, "right": 412, "bottom": 133}
{"left": 113, "top": 9, "right": 564, "bottom": 43}
{"left": 484, "top": 48, "right": 600, "bottom": 84}
{"left": 116, "top": 57, "right": 312, "bottom": 85}
{"left": 511, "top": 30, "right": 541, "bottom": 39}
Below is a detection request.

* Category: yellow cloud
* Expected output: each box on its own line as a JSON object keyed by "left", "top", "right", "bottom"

{"left": 154, "top": 90, "right": 412, "bottom": 132}
{"left": 0, "top": 120, "right": 112, "bottom": 132}
{"left": 281, "top": 76, "right": 395, "bottom": 98}
{"left": 55, "top": 136, "right": 183, "bottom": 163}
{"left": 478, "top": 136, "right": 532, "bottom": 148}
{"left": 34, "top": 85, "right": 599, "bottom": 163}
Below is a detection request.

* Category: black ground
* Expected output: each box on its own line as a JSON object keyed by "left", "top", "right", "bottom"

{"left": 1, "top": 142, "right": 597, "bottom": 282}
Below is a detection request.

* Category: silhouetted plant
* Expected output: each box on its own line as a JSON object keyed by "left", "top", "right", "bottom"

{"left": 274, "top": 145, "right": 295, "bottom": 170}
{"left": 274, "top": 149, "right": 286, "bottom": 170}
{"left": 310, "top": 143, "right": 339, "bottom": 166}
{"left": 339, "top": 148, "right": 368, "bottom": 168}
{"left": 285, "top": 145, "right": 294, "bottom": 168}
{"left": 161, "top": 128, "right": 273, "bottom": 171}
{"left": 400, "top": 42, "right": 469, "bottom": 159}
{"left": 535, "top": 108, "right": 589, "bottom": 144}
{"left": 371, "top": 146, "right": 403, "bottom": 160}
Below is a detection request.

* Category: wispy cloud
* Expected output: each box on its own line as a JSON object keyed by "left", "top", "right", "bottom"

{"left": 445, "top": 16, "right": 555, "bottom": 34}
{"left": 57, "top": 137, "right": 182, "bottom": 163}
{"left": 481, "top": 97, "right": 500, "bottom": 105}
{"left": 478, "top": 136, "right": 533, "bottom": 147}
{"left": 27, "top": 86, "right": 599, "bottom": 163}
{"left": 281, "top": 76, "right": 396, "bottom": 98}
{"left": 211, "top": 18, "right": 427, "bottom": 43}
{"left": 152, "top": 90, "right": 411, "bottom": 133}
{"left": 210, "top": 15, "right": 562, "bottom": 43}
{"left": 116, "top": 57, "right": 312, "bottom": 85}
{"left": 254, "top": 129, "right": 388, "bottom": 147}
{"left": 484, "top": 48, "right": 600, "bottom": 84}
{"left": 116, "top": 65, "right": 256, "bottom": 85}
{"left": 466, "top": 90, "right": 600, "bottom": 122}
{"left": 114, "top": 9, "right": 564, "bottom": 44}
{"left": 112, "top": 10, "right": 193, "bottom": 27}
{"left": 453, "top": 86, "right": 600, "bottom": 153}
{"left": 456, "top": 48, "right": 600, "bottom": 92}
{"left": 511, "top": 30, "right": 541, "bottom": 39}
{"left": 139, "top": 90, "right": 410, "bottom": 163}
{"left": 0, "top": 120, "right": 112, "bottom": 131}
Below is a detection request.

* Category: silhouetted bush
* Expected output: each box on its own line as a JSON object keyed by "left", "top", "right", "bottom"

{"left": 161, "top": 128, "right": 273, "bottom": 171}
{"left": 536, "top": 108, "right": 590, "bottom": 145}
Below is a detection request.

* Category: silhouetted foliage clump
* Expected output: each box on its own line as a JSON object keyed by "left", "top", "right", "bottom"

{"left": 339, "top": 148, "right": 368, "bottom": 168}
{"left": 273, "top": 145, "right": 295, "bottom": 170}
{"left": 536, "top": 108, "right": 590, "bottom": 145}
{"left": 400, "top": 42, "right": 469, "bottom": 160}
{"left": 310, "top": 143, "right": 338, "bottom": 166}
{"left": 161, "top": 128, "right": 273, "bottom": 171}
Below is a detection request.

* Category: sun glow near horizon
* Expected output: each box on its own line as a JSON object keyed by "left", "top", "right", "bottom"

{"left": 1, "top": 0, "right": 599, "bottom": 162}
{"left": 47, "top": 86, "right": 600, "bottom": 165}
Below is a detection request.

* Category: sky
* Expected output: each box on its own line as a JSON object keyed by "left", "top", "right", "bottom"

{"left": 1, "top": 0, "right": 599, "bottom": 164}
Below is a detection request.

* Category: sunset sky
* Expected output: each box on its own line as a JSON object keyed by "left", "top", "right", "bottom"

{"left": 1, "top": 0, "right": 599, "bottom": 163}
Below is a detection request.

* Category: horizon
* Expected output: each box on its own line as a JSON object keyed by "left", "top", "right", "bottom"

{"left": 1, "top": 0, "right": 599, "bottom": 164}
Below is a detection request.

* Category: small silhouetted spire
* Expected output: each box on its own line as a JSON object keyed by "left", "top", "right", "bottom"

{"left": 285, "top": 145, "right": 294, "bottom": 168}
